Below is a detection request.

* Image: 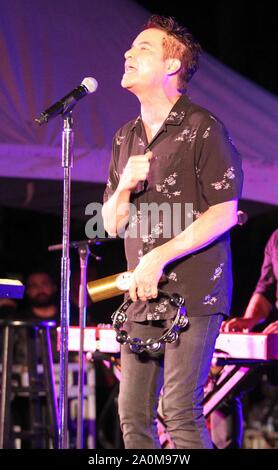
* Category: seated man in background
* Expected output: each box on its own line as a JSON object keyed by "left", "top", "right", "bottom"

{"left": 223, "top": 228, "right": 278, "bottom": 335}
{"left": 211, "top": 228, "right": 278, "bottom": 448}
{"left": 15, "top": 271, "right": 60, "bottom": 363}
{"left": 23, "top": 272, "right": 59, "bottom": 320}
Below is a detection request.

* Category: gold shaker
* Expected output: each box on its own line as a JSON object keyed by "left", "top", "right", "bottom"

{"left": 87, "top": 270, "right": 133, "bottom": 302}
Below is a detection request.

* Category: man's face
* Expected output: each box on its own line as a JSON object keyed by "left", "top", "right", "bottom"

{"left": 121, "top": 28, "right": 168, "bottom": 94}
{"left": 26, "top": 273, "right": 57, "bottom": 307}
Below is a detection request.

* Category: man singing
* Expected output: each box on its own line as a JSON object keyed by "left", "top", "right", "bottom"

{"left": 102, "top": 15, "right": 243, "bottom": 449}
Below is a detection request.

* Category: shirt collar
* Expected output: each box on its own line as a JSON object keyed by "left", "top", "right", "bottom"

{"left": 165, "top": 94, "right": 190, "bottom": 125}
{"left": 131, "top": 94, "right": 190, "bottom": 132}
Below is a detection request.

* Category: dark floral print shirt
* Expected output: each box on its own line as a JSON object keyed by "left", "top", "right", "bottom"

{"left": 103, "top": 95, "right": 243, "bottom": 320}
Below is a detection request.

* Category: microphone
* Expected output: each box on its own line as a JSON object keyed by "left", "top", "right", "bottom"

{"left": 35, "top": 77, "right": 98, "bottom": 125}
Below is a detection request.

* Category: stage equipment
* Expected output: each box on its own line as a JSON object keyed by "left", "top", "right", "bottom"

{"left": 35, "top": 78, "right": 97, "bottom": 449}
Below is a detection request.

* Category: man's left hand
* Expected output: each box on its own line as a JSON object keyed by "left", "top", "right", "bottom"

{"left": 129, "top": 249, "right": 165, "bottom": 302}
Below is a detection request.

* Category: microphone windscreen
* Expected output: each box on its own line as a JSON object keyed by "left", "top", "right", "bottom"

{"left": 81, "top": 77, "right": 98, "bottom": 93}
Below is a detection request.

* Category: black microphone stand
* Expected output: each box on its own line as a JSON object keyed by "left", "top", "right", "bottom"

{"left": 59, "top": 112, "right": 73, "bottom": 449}
{"left": 36, "top": 82, "right": 98, "bottom": 449}
{"left": 48, "top": 239, "right": 107, "bottom": 448}
{"left": 76, "top": 242, "right": 89, "bottom": 449}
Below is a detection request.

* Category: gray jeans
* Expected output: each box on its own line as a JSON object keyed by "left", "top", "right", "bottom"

{"left": 118, "top": 313, "right": 223, "bottom": 449}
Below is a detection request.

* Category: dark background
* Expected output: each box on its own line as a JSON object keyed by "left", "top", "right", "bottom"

{"left": 136, "top": 0, "right": 278, "bottom": 95}
{"left": 0, "top": 0, "right": 277, "bottom": 321}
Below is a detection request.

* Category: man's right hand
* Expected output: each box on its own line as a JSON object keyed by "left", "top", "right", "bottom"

{"left": 118, "top": 151, "right": 153, "bottom": 192}
{"left": 221, "top": 317, "right": 258, "bottom": 333}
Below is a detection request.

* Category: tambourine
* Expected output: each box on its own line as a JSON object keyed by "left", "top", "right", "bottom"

{"left": 111, "top": 290, "right": 189, "bottom": 354}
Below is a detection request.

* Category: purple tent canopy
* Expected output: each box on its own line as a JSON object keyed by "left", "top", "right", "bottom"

{"left": 0, "top": 0, "right": 277, "bottom": 209}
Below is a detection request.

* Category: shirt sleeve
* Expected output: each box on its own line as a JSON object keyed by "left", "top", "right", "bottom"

{"left": 254, "top": 233, "right": 276, "bottom": 305}
{"left": 103, "top": 136, "right": 120, "bottom": 204}
{"left": 196, "top": 116, "right": 243, "bottom": 206}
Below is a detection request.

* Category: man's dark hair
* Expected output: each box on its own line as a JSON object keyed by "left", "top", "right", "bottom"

{"left": 143, "top": 15, "right": 202, "bottom": 92}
